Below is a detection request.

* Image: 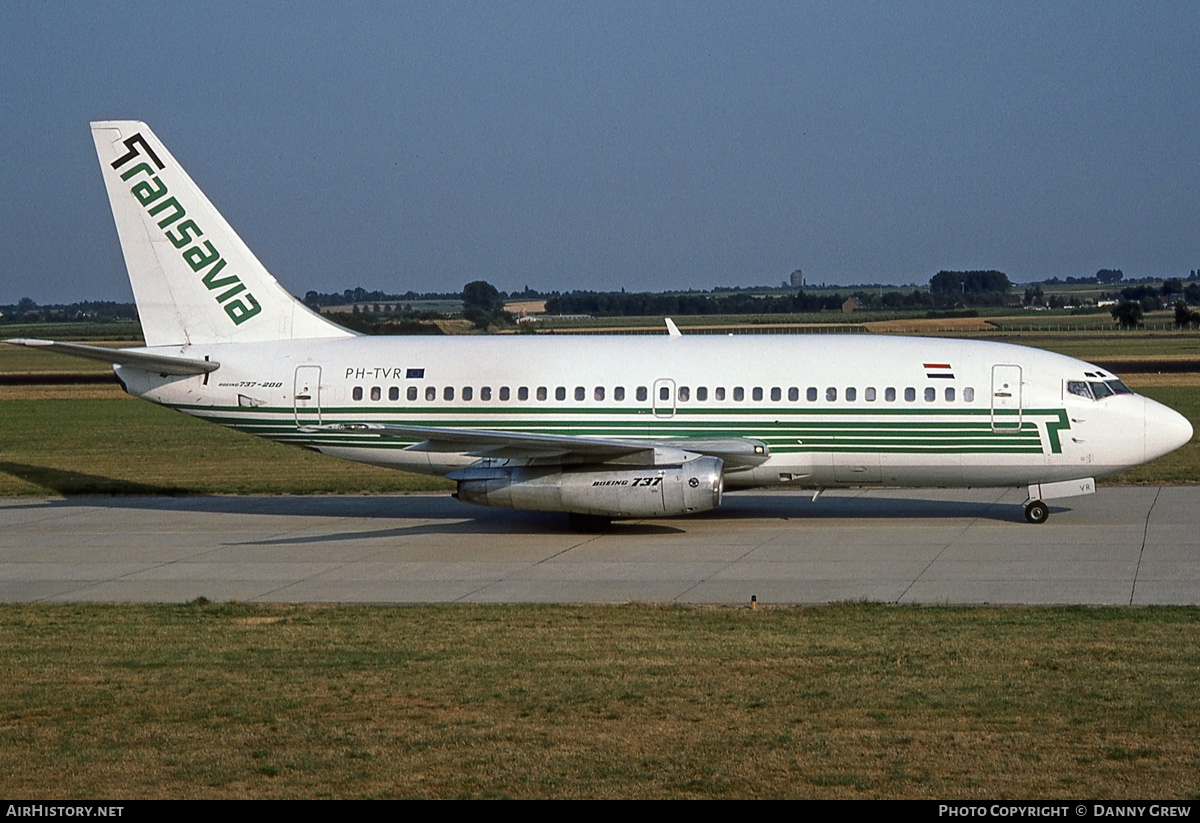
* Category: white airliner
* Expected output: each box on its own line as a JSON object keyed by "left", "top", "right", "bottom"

{"left": 6, "top": 122, "right": 1193, "bottom": 528}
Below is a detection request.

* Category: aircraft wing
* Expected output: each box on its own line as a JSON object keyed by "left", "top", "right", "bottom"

{"left": 305, "top": 422, "right": 770, "bottom": 468}
{"left": 4, "top": 338, "right": 219, "bottom": 376}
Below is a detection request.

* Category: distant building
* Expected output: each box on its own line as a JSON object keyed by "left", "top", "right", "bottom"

{"left": 790, "top": 269, "right": 804, "bottom": 288}
{"left": 517, "top": 314, "right": 593, "bottom": 323}
{"left": 841, "top": 297, "right": 862, "bottom": 315}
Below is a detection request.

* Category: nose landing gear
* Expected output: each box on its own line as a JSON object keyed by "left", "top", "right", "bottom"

{"left": 1021, "top": 478, "right": 1094, "bottom": 525}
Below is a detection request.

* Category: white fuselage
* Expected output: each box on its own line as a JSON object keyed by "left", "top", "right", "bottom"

{"left": 115, "top": 333, "right": 1191, "bottom": 491}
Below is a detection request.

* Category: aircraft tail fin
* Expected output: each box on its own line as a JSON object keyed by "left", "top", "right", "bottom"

{"left": 90, "top": 121, "right": 354, "bottom": 347}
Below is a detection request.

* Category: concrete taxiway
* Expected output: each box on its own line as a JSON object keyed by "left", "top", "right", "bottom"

{"left": 1, "top": 487, "right": 1197, "bottom": 605}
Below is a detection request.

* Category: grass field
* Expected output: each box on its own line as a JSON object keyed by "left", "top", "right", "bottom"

{"left": 0, "top": 388, "right": 451, "bottom": 495}
{"left": 0, "top": 602, "right": 1196, "bottom": 799}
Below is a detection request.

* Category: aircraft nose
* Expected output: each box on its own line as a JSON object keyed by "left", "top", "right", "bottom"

{"left": 1144, "top": 396, "right": 1193, "bottom": 462}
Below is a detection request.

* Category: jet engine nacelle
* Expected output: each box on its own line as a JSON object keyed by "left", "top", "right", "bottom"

{"left": 455, "top": 456, "right": 724, "bottom": 517}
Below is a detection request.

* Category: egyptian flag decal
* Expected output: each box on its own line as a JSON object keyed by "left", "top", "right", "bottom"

{"left": 924, "top": 363, "right": 955, "bottom": 379}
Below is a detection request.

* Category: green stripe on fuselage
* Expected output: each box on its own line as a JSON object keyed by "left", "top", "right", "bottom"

{"left": 166, "top": 403, "right": 1071, "bottom": 456}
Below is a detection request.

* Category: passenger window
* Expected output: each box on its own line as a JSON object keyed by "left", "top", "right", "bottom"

{"left": 371, "top": 387, "right": 381, "bottom": 401}
{"left": 788, "top": 387, "right": 798, "bottom": 402}
{"left": 444, "top": 387, "right": 454, "bottom": 401}
{"left": 387, "top": 387, "right": 398, "bottom": 401}
{"left": 807, "top": 387, "right": 817, "bottom": 402}
{"left": 715, "top": 387, "right": 726, "bottom": 401}
{"left": 697, "top": 387, "right": 708, "bottom": 401}
{"left": 846, "top": 387, "right": 856, "bottom": 401}
{"left": 826, "top": 387, "right": 837, "bottom": 402}
{"left": 964, "top": 387, "right": 975, "bottom": 402}
{"left": 575, "top": 386, "right": 585, "bottom": 401}
{"left": 679, "top": 387, "right": 690, "bottom": 402}
{"left": 904, "top": 387, "right": 915, "bottom": 402}
{"left": 945, "top": 387, "right": 955, "bottom": 401}
{"left": 865, "top": 387, "right": 876, "bottom": 401}
{"left": 537, "top": 387, "right": 547, "bottom": 401}
{"left": 353, "top": 386, "right": 363, "bottom": 401}
{"left": 407, "top": 386, "right": 418, "bottom": 401}
{"left": 462, "top": 387, "right": 473, "bottom": 401}
{"left": 753, "top": 387, "right": 763, "bottom": 401}
{"left": 555, "top": 387, "right": 566, "bottom": 401}
{"left": 594, "top": 387, "right": 605, "bottom": 401}
{"left": 636, "top": 386, "right": 648, "bottom": 402}
{"left": 659, "top": 386, "right": 670, "bottom": 401}
{"left": 480, "top": 386, "right": 491, "bottom": 401}
{"left": 614, "top": 387, "right": 625, "bottom": 401}
{"left": 499, "top": 386, "right": 510, "bottom": 401}
{"left": 770, "top": 387, "right": 781, "bottom": 402}
{"left": 517, "top": 387, "right": 527, "bottom": 401}
{"left": 425, "top": 387, "right": 436, "bottom": 401}
{"left": 885, "top": 388, "right": 896, "bottom": 402}
{"left": 924, "top": 387, "right": 935, "bottom": 402}
{"left": 733, "top": 387, "right": 745, "bottom": 402}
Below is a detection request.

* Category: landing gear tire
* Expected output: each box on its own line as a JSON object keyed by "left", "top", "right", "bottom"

{"left": 1024, "top": 500, "right": 1049, "bottom": 525}
{"left": 568, "top": 513, "right": 612, "bottom": 533}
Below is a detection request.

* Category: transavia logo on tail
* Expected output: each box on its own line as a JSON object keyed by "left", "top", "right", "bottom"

{"left": 110, "top": 133, "right": 262, "bottom": 326}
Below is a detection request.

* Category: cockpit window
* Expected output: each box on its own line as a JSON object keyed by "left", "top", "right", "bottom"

{"left": 1071, "top": 377, "right": 1136, "bottom": 401}
{"left": 1067, "top": 381, "right": 1092, "bottom": 400}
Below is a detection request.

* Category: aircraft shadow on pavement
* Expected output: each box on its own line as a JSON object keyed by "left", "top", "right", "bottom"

{"left": 0, "top": 463, "right": 189, "bottom": 496}
{"left": 716, "top": 493, "right": 1033, "bottom": 523}
{"left": 230, "top": 516, "right": 689, "bottom": 546}
{"left": 5, "top": 474, "right": 1039, "bottom": 531}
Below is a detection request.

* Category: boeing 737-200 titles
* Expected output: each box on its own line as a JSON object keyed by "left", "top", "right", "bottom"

{"left": 6, "top": 122, "right": 1193, "bottom": 529}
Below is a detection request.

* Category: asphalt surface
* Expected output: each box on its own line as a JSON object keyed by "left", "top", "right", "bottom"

{"left": 2, "top": 486, "right": 1197, "bottom": 605}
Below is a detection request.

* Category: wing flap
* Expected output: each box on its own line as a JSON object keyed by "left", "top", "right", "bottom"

{"left": 304, "top": 422, "right": 769, "bottom": 467}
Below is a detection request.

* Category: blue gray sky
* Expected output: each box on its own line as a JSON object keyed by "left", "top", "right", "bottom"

{"left": 2, "top": 1, "right": 1198, "bottom": 304}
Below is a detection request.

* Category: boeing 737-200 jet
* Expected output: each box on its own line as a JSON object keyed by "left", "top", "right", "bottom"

{"left": 6, "top": 122, "right": 1193, "bottom": 529}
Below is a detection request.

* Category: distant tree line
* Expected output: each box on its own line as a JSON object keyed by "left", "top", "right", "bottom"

{"left": 929, "top": 270, "right": 1011, "bottom": 301}
{"left": 545, "top": 271, "right": 1016, "bottom": 316}
{"left": 335, "top": 312, "right": 445, "bottom": 335}
{"left": 544, "top": 290, "right": 850, "bottom": 316}
{"left": 303, "top": 287, "right": 462, "bottom": 308}
{"left": 0, "top": 298, "right": 139, "bottom": 323}
{"left": 302, "top": 284, "right": 563, "bottom": 308}
{"left": 1109, "top": 280, "right": 1200, "bottom": 313}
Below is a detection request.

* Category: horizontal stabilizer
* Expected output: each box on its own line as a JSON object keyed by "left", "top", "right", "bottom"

{"left": 4, "top": 338, "right": 219, "bottom": 376}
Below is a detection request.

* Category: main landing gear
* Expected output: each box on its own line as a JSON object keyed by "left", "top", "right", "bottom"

{"left": 1023, "top": 500, "right": 1050, "bottom": 525}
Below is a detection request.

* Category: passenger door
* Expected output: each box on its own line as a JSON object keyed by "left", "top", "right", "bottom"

{"left": 990, "top": 364, "right": 1022, "bottom": 432}
{"left": 293, "top": 365, "right": 323, "bottom": 426}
